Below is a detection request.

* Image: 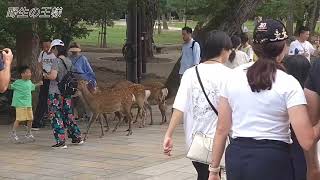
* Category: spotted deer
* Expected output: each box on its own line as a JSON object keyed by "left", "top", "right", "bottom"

{"left": 77, "top": 80, "right": 136, "bottom": 140}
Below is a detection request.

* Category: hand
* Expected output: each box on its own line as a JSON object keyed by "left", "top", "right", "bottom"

{"left": 163, "top": 136, "right": 173, "bottom": 156}
{"left": 208, "top": 172, "right": 220, "bottom": 180}
{"left": 2, "top": 48, "right": 13, "bottom": 66}
{"left": 307, "top": 168, "right": 320, "bottom": 180}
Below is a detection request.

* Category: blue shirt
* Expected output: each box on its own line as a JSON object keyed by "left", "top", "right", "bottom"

{"left": 70, "top": 55, "right": 97, "bottom": 87}
{"left": 179, "top": 39, "right": 201, "bottom": 74}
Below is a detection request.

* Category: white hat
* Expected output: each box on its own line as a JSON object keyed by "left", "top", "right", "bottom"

{"left": 49, "top": 39, "right": 64, "bottom": 51}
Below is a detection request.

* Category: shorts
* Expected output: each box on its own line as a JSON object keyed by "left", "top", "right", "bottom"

{"left": 16, "top": 107, "right": 33, "bottom": 121}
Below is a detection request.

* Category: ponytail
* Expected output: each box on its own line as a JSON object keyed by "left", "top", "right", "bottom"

{"left": 229, "top": 49, "right": 236, "bottom": 63}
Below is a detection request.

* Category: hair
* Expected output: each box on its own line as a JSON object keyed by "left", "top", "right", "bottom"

{"left": 52, "top": 45, "right": 67, "bottom": 57}
{"left": 240, "top": 32, "right": 249, "bottom": 45}
{"left": 182, "top": 26, "right": 192, "bottom": 34}
{"left": 283, "top": 55, "right": 310, "bottom": 88}
{"left": 202, "top": 31, "right": 232, "bottom": 62}
{"left": 229, "top": 35, "right": 241, "bottom": 63}
{"left": 298, "top": 26, "right": 310, "bottom": 35}
{"left": 247, "top": 40, "right": 286, "bottom": 92}
{"left": 18, "top": 65, "right": 30, "bottom": 74}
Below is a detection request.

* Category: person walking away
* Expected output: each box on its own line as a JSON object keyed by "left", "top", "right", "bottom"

{"left": 208, "top": 19, "right": 320, "bottom": 180}
{"left": 43, "top": 39, "right": 84, "bottom": 148}
{"left": 163, "top": 31, "right": 233, "bottom": 180}
{"left": 224, "top": 35, "right": 250, "bottom": 69}
{"left": 303, "top": 57, "right": 320, "bottom": 180}
{"left": 289, "top": 26, "right": 320, "bottom": 62}
{"left": 10, "top": 66, "right": 43, "bottom": 143}
{"left": 240, "top": 33, "right": 254, "bottom": 61}
{"left": 179, "top": 26, "right": 201, "bottom": 78}
{"left": 33, "top": 39, "right": 56, "bottom": 129}
{"left": 284, "top": 55, "right": 311, "bottom": 180}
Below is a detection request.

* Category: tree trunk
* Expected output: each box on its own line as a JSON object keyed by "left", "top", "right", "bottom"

{"left": 165, "top": 0, "right": 265, "bottom": 98}
{"left": 102, "top": 15, "right": 107, "bottom": 48}
{"left": 295, "top": 19, "right": 304, "bottom": 36}
{"left": 287, "top": 0, "right": 294, "bottom": 36}
{"left": 163, "top": 14, "right": 169, "bottom": 30}
{"left": 306, "top": 0, "right": 320, "bottom": 34}
{"left": 143, "top": 0, "right": 156, "bottom": 58}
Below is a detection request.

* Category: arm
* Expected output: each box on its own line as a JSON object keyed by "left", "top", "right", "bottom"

{"left": 0, "top": 48, "right": 13, "bottom": 93}
{"left": 163, "top": 110, "right": 184, "bottom": 156}
{"left": 35, "top": 81, "right": 43, "bottom": 87}
{"left": 44, "top": 59, "right": 58, "bottom": 80}
{"left": 248, "top": 47, "right": 254, "bottom": 61}
{"left": 209, "top": 97, "right": 232, "bottom": 178}
{"left": 193, "top": 43, "right": 201, "bottom": 65}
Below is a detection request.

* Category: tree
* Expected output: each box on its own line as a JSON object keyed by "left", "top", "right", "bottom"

{"left": 306, "top": 0, "right": 320, "bottom": 34}
{"left": 165, "top": 0, "right": 265, "bottom": 98}
{"left": 141, "top": 0, "right": 157, "bottom": 58}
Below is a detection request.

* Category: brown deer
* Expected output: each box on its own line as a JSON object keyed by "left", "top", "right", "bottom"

{"left": 141, "top": 82, "right": 168, "bottom": 125}
{"left": 111, "top": 80, "right": 168, "bottom": 125}
{"left": 77, "top": 80, "right": 135, "bottom": 140}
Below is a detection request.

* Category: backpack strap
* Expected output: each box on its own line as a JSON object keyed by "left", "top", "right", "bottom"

{"left": 58, "top": 57, "right": 68, "bottom": 71}
{"left": 191, "top": 40, "right": 196, "bottom": 51}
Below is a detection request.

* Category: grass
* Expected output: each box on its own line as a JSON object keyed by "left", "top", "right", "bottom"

{"left": 168, "top": 20, "right": 198, "bottom": 29}
{"left": 75, "top": 25, "right": 127, "bottom": 48}
{"left": 76, "top": 24, "right": 182, "bottom": 47}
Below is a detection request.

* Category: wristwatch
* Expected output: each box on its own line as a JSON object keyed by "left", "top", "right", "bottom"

{"left": 208, "top": 164, "right": 220, "bottom": 173}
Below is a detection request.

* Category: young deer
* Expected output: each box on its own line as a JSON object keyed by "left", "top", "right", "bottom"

{"left": 142, "top": 82, "right": 168, "bottom": 125}
{"left": 111, "top": 80, "right": 151, "bottom": 127}
{"left": 77, "top": 80, "right": 135, "bottom": 140}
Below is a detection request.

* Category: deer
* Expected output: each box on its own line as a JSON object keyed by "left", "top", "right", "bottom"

{"left": 111, "top": 80, "right": 151, "bottom": 127}
{"left": 141, "top": 82, "right": 168, "bottom": 125}
{"left": 111, "top": 80, "right": 169, "bottom": 125}
{"left": 77, "top": 80, "right": 136, "bottom": 140}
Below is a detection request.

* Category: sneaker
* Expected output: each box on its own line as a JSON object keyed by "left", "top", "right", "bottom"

{"left": 52, "top": 142, "right": 67, "bottom": 149}
{"left": 25, "top": 134, "right": 35, "bottom": 142}
{"left": 10, "top": 133, "right": 19, "bottom": 143}
{"left": 72, "top": 138, "right": 84, "bottom": 145}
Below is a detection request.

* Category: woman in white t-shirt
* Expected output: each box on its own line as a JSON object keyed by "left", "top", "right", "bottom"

{"left": 224, "top": 35, "right": 250, "bottom": 69}
{"left": 163, "top": 31, "right": 233, "bottom": 180}
{"left": 208, "top": 20, "right": 320, "bottom": 180}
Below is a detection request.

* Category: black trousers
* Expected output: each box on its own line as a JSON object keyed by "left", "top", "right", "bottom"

{"left": 226, "top": 137, "right": 294, "bottom": 180}
{"left": 192, "top": 161, "right": 209, "bottom": 180}
{"left": 33, "top": 79, "right": 50, "bottom": 128}
{"left": 290, "top": 131, "right": 307, "bottom": 180}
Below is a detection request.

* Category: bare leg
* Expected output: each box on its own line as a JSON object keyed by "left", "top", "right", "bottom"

{"left": 12, "top": 120, "right": 20, "bottom": 133}
{"left": 26, "top": 120, "right": 33, "bottom": 134}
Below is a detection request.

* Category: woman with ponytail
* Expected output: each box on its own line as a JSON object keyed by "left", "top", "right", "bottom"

{"left": 208, "top": 19, "right": 320, "bottom": 180}
{"left": 224, "top": 35, "right": 250, "bottom": 69}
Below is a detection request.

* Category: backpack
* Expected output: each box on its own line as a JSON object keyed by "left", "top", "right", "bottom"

{"left": 57, "top": 58, "right": 78, "bottom": 96}
{"left": 190, "top": 40, "right": 197, "bottom": 51}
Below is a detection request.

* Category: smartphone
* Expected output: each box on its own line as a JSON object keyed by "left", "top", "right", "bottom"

{"left": 0, "top": 50, "right": 4, "bottom": 71}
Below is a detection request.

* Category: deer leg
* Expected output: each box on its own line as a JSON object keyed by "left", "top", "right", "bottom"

{"left": 112, "top": 112, "right": 123, "bottom": 133}
{"left": 102, "top": 113, "right": 109, "bottom": 132}
{"left": 145, "top": 103, "right": 153, "bottom": 125}
{"left": 125, "top": 111, "right": 133, "bottom": 136}
{"left": 98, "top": 114, "right": 104, "bottom": 138}
{"left": 134, "top": 107, "right": 141, "bottom": 124}
{"left": 159, "top": 102, "right": 167, "bottom": 125}
{"left": 84, "top": 113, "right": 98, "bottom": 141}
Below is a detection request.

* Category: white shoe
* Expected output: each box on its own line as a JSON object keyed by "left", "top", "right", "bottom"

{"left": 25, "top": 134, "right": 35, "bottom": 142}
{"left": 10, "top": 133, "right": 19, "bottom": 143}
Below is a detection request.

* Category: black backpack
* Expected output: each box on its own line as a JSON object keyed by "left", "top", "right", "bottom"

{"left": 57, "top": 58, "right": 78, "bottom": 96}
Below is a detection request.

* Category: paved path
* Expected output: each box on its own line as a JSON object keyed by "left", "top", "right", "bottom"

{"left": 0, "top": 107, "right": 201, "bottom": 180}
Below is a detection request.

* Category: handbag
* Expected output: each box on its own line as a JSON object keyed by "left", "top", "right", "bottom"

{"left": 186, "top": 65, "right": 226, "bottom": 166}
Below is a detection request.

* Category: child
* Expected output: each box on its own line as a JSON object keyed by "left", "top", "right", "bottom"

{"left": 10, "top": 66, "right": 42, "bottom": 143}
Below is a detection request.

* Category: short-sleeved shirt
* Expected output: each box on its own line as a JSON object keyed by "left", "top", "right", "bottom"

{"left": 305, "top": 60, "right": 320, "bottom": 94}
{"left": 224, "top": 50, "right": 250, "bottom": 69}
{"left": 10, "top": 79, "right": 35, "bottom": 107}
{"left": 49, "top": 57, "right": 72, "bottom": 95}
{"left": 173, "top": 63, "right": 232, "bottom": 150}
{"left": 179, "top": 39, "right": 201, "bottom": 75}
{"left": 38, "top": 51, "right": 56, "bottom": 73}
{"left": 240, "top": 45, "right": 254, "bottom": 61}
{"left": 222, "top": 69, "right": 307, "bottom": 144}
{"left": 289, "top": 40, "right": 315, "bottom": 61}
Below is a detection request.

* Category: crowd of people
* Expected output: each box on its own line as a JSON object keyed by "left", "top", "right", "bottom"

{"left": 164, "top": 19, "right": 320, "bottom": 180}
{"left": 0, "top": 39, "right": 97, "bottom": 149}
